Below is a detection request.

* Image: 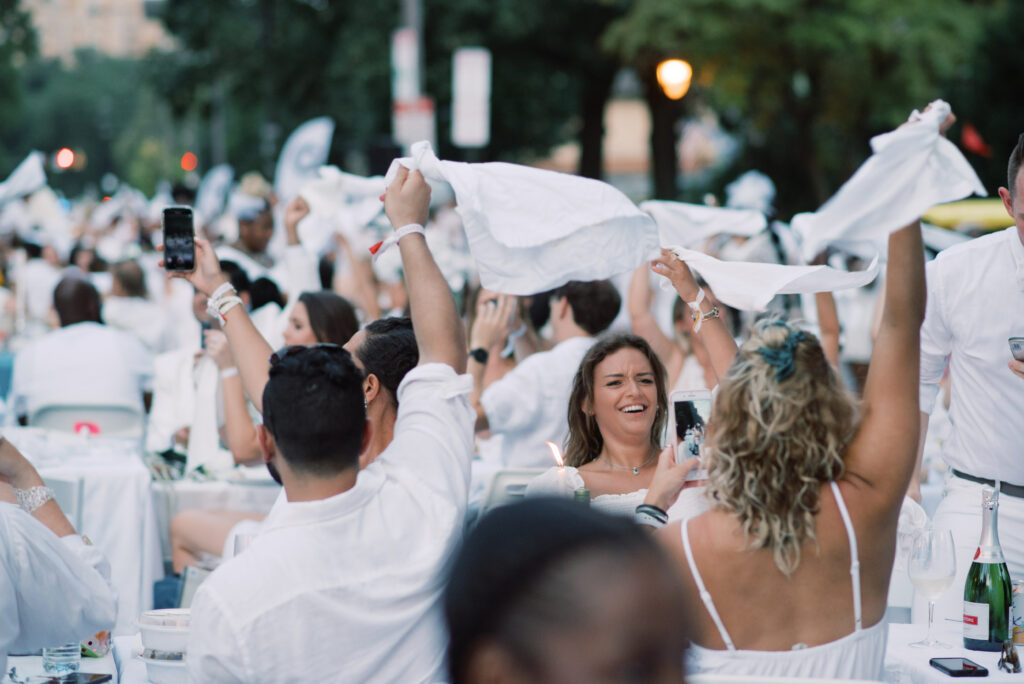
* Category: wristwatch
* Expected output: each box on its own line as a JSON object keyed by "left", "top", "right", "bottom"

{"left": 468, "top": 348, "right": 489, "bottom": 364}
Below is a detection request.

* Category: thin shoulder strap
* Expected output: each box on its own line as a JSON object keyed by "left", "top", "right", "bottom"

{"left": 681, "top": 519, "right": 736, "bottom": 651}
{"left": 829, "top": 481, "right": 863, "bottom": 631}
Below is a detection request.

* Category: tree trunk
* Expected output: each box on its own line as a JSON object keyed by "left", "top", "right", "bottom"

{"left": 644, "top": 74, "right": 680, "bottom": 199}
{"left": 577, "top": 66, "right": 616, "bottom": 180}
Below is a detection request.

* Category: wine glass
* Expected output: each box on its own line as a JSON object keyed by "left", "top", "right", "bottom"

{"left": 908, "top": 525, "right": 956, "bottom": 648}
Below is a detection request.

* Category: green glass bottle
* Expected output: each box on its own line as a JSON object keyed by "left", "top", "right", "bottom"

{"left": 963, "top": 487, "right": 1012, "bottom": 651}
{"left": 573, "top": 488, "right": 590, "bottom": 507}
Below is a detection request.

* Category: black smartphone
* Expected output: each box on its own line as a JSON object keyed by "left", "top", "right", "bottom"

{"left": 930, "top": 657, "right": 989, "bottom": 677}
{"left": 163, "top": 206, "right": 196, "bottom": 272}
{"left": 200, "top": 319, "right": 213, "bottom": 349}
{"left": 1010, "top": 337, "right": 1024, "bottom": 362}
{"left": 41, "top": 674, "right": 114, "bottom": 683}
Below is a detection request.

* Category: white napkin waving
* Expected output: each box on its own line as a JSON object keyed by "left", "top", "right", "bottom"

{"left": 664, "top": 245, "right": 880, "bottom": 311}
{"left": 792, "top": 100, "right": 986, "bottom": 261}
{"left": 385, "top": 141, "right": 659, "bottom": 295}
{"left": 641, "top": 200, "right": 767, "bottom": 247}
{"left": 0, "top": 151, "right": 46, "bottom": 205}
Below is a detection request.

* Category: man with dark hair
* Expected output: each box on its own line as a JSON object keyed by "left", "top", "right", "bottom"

{"left": 10, "top": 277, "right": 153, "bottom": 422}
{"left": 468, "top": 279, "right": 621, "bottom": 467}
{"left": 186, "top": 167, "right": 473, "bottom": 682}
{"left": 915, "top": 132, "right": 1024, "bottom": 622}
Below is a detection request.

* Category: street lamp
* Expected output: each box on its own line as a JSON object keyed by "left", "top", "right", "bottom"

{"left": 656, "top": 59, "right": 693, "bottom": 100}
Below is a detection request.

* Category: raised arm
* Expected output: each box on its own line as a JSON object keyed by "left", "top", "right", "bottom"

{"left": 814, "top": 291, "right": 841, "bottom": 371}
{"left": 628, "top": 264, "right": 681, "bottom": 369}
{"left": 172, "top": 239, "right": 276, "bottom": 414}
{"left": 205, "top": 330, "right": 262, "bottom": 465}
{"left": 651, "top": 249, "right": 738, "bottom": 383}
{"left": 383, "top": 167, "right": 466, "bottom": 371}
{"left": 842, "top": 220, "right": 925, "bottom": 505}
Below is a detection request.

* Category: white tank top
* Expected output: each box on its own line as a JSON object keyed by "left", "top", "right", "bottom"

{"left": 682, "top": 481, "right": 887, "bottom": 680}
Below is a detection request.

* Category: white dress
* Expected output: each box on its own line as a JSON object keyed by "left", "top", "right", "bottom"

{"left": 683, "top": 482, "right": 887, "bottom": 680}
{"left": 526, "top": 466, "right": 710, "bottom": 521}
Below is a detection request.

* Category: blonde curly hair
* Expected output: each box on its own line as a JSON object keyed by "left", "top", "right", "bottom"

{"left": 706, "top": 318, "right": 857, "bottom": 575}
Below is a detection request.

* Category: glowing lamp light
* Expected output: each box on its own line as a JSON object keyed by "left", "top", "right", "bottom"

{"left": 56, "top": 148, "right": 75, "bottom": 169}
{"left": 656, "top": 59, "right": 693, "bottom": 100}
{"left": 180, "top": 152, "right": 198, "bottom": 172}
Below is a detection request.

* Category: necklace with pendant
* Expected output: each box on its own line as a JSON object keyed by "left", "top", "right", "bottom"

{"left": 602, "top": 452, "right": 657, "bottom": 475}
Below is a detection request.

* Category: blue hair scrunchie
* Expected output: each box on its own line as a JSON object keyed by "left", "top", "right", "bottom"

{"left": 756, "top": 329, "right": 808, "bottom": 382}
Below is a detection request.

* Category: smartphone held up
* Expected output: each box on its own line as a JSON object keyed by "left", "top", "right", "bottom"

{"left": 669, "top": 390, "right": 711, "bottom": 481}
{"left": 162, "top": 207, "right": 196, "bottom": 273}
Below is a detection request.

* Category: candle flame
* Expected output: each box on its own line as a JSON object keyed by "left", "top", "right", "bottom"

{"left": 546, "top": 441, "right": 564, "bottom": 467}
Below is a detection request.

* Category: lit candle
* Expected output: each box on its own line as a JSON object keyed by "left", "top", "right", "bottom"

{"left": 546, "top": 441, "right": 567, "bottom": 492}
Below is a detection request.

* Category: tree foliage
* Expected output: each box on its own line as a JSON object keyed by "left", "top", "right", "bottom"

{"left": 0, "top": 0, "right": 37, "bottom": 170}
{"left": 605, "top": 0, "right": 991, "bottom": 216}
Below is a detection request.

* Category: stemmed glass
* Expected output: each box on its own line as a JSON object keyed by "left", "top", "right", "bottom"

{"left": 908, "top": 525, "right": 957, "bottom": 648}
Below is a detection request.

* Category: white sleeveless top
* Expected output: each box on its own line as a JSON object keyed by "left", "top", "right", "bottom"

{"left": 526, "top": 466, "right": 710, "bottom": 520}
{"left": 683, "top": 482, "right": 887, "bottom": 680}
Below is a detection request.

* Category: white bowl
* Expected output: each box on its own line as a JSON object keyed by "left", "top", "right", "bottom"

{"left": 138, "top": 609, "right": 190, "bottom": 654}
{"left": 141, "top": 655, "right": 187, "bottom": 684}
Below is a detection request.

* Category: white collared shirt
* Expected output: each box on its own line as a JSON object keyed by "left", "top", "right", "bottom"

{"left": 481, "top": 336, "right": 594, "bottom": 467}
{"left": 186, "top": 363, "right": 475, "bottom": 684}
{"left": 10, "top": 322, "right": 154, "bottom": 419}
{"left": 0, "top": 502, "right": 117, "bottom": 675}
{"left": 919, "top": 227, "right": 1024, "bottom": 482}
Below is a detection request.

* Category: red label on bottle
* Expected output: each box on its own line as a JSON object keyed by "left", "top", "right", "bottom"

{"left": 964, "top": 614, "right": 979, "bottom": 626}
{"left": 974, "top": 547, "right": 981, "bottom": 560}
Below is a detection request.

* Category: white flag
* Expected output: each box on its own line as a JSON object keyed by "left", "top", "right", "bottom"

{"left": 386, "top": 141, "right": 659, "bottom": 294}
{"left": 194, "top": 164, "right": 234, "bottom": 226}
{"left": 274, "top": 117, "right": 335, "bottom": 204}
{"left": 0, "top": 152, "right": 46, "bottom": 205}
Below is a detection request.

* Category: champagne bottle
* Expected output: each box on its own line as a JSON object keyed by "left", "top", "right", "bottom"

{"left": 963, "top": 487, "right": 1013, "bottom": 651}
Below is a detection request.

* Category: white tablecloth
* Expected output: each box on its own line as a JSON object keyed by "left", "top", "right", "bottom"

{"left": 8, "top": 427, "right": 163, "bottom": 637}
{"left": 886, "top": 623, "right": 1020, "bottom": 682}
{"left": 151, "top": 476, "right": 281, "bottom": 564}
{"left": 4, "top": 652, "right": 118, "bottom": 682}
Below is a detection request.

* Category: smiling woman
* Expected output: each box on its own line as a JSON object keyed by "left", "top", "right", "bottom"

{"left": 526, "top": 333, "right": 708, "bottom": 520}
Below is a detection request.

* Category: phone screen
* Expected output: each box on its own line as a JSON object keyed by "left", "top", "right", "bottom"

{"left": 930, "top": 657, "right": 988, "bottom": 677}
{"left": 163, "top": 207, "right": 195, "bottom": 272}
{"left": 674, "top": 396, "right": 711, "bottom": 460}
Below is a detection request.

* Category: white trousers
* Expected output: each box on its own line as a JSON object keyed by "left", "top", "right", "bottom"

{"left": 912, "top": 475, "right": 1024, "bottom": 625}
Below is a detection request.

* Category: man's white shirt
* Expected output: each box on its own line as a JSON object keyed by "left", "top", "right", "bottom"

{"left": 481, "top": 336, "right": 594, "bottom": 467}
{"left": 0, "top": 502, "right": 117, "bottom": 675}
{"left": 186, "top": 363, "right": 475, "bottom": 683}
{"left": 919, "top": 226, "right": 1024, "bottom": 483}
{"left": 10, "top": 322, "right": 153, "bottom": 419}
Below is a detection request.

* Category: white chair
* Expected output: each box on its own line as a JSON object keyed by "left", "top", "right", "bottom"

{"left": 44, "top": 475, "right": 84, "bottom": 531}
{"left": 29, "top": 403, "right": 145, "bottom": 439}
{"left": 689, "top": 674, "right": 884, "bottom": 684}
{"left": 480, "top": 468, "right": 546, "bottom": 514}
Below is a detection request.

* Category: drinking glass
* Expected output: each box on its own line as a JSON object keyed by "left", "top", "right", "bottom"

{"left": 908, "top": 525, "right": 956, "bottom": 648}
{"left": 41, "top": 641, "right": 80, "bottom": 674}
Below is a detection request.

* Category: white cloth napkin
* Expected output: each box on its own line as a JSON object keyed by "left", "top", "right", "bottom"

{"left": 641, "top": 200, "right": 766, "bottom": 247}
{"left": 385, "top": 141, "right": 659, "bottom": 295}
{"left": 0, "top": 151, "right": 46, "bottom": 205}
{"left": 792, "top": 100, "right": 986, "bottom": 261}
{"left": 663, "top": 245, "right": 880, "bottom": 311}
{"left": 187, "top": 356, "right": 234, "bottom": 474}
